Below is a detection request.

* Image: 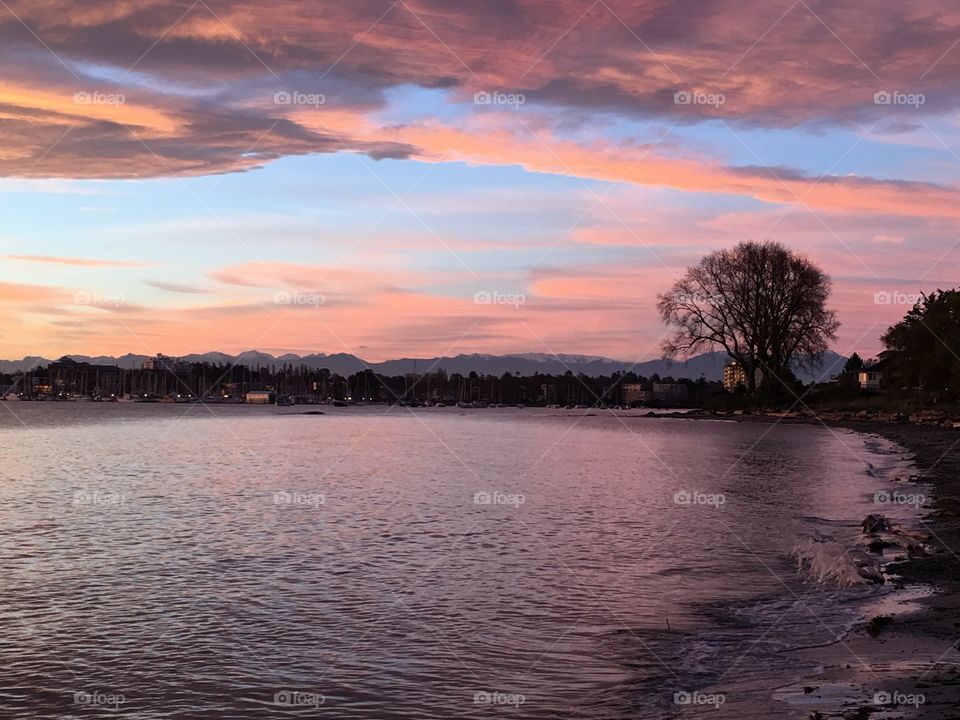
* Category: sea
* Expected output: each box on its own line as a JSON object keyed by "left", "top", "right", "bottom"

{"left": 0, "top": 403, "right": 924, "bottom": 718}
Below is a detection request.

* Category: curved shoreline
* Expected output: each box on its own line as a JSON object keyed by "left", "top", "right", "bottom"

{"left": 677, "top": 413, "right": 960, "bottom": 719}
{"left": 831, "top": 422, "right": 960, "bottom": 719}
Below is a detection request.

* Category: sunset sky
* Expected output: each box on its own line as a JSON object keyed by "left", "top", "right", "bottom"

{"left": 2, "top": 0, "right": 960, "bottom": 362}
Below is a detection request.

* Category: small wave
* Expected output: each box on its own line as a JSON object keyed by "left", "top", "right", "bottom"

{"left": 792, "top": 538, "right": 880, "bottom": 587}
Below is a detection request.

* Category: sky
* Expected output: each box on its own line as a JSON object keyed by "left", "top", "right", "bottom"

{"left": 1, "top": 0, "right": 960, "bottom": 362}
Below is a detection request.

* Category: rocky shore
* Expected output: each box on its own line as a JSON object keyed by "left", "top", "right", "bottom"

{"left": 605, "top": 407, "right": 960, "bottom": 716}
{"left": 707, "top": 407, "right": 960, "bottom": 429}
{"left": 708, "top": 412, "right": 960, "bottom": 719}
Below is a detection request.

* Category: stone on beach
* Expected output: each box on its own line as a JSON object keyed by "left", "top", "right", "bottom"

{"left": 861, "top": 514, "right": 891, "bottom": 534}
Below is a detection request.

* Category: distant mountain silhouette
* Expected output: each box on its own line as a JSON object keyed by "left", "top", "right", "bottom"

{"left": 0, "top": 349, "right": 848, "bottom": 383}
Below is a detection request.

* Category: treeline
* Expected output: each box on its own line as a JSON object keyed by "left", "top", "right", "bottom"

{"left": 780, "top": 288, "right": 960, "bottom": 412}
{"left": 879, "top": 289, "right": 960, "bottom": 400}
{"left": 1, "top": 358, "right": 723, "bottom": 407}
{"left": 342, "top": 368, "right": 720, "bottom": 406}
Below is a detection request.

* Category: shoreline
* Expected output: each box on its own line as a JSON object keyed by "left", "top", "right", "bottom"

{"left": 825, "top": 420, "right": 960, "bottom": 720}
{"left": 682, "top": 413, "right": 960, "bottom": 718}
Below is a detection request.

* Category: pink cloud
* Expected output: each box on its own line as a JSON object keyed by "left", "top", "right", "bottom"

{"left": 0, "top": 0, "right": 957, "bottom": 223}
{"left": 2, "top": 254, "right": 149, "bottom": 268}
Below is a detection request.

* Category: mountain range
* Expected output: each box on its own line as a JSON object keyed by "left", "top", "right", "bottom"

{"left": 0, "top": 350, "right": 849, "bottom": 383}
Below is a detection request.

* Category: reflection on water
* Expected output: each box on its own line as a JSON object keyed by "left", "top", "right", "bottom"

{"left": 0, "top": 405, "right": 915, "bottom": 718}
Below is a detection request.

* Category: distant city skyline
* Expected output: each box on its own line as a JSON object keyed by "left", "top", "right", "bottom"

{"left": 2, "top": 1, "right": 959, "bottom": 361}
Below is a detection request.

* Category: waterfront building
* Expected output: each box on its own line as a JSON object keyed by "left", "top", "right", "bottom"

{"left": 653, "top": 382, "right": 688, "bottom": 404}
{"left": 723, "top": 361, "right": 748, "bottom": 392}
{"left": 858, "top": 354, "right": 893, "bottom": 390}
{"left": 245, "top": 390, "right": 275, "bottom": 404}
{"left": 142, "top": 354, "right": 191, "bottom": 374}
{"left": 622, "top": 382, "right": 653, "bottom": 406}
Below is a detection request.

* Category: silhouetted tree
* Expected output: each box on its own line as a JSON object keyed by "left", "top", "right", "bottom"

{"left": 882, "top": 289, "right": 960, "bottom": 398}
{"left": 843, "top": 353, "right": 864, "bottom": 374}
{"left": 658, "top": 241, "right": 839, "bottom": 393}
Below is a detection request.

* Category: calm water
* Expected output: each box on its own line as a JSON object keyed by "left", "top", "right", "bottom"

{"left": 0, "top": 404, "right": 917, "bottom": 718}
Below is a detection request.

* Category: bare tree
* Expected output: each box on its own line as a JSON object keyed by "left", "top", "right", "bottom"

{"left": 657, "top": 241, "right": 839, "bottom": 393}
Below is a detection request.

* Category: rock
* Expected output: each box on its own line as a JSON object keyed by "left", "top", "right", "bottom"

{"left": 866, "top": 615, "right": 892, "bottom": 637}
{"left": 857, "top": 564, "right": 885, "bottom": 584}
{"left": 861, "top": 514, "right": 891, "bottom": 534}
{"left": 852, "top": 550, "right": 885, "bottom": 584}
{"left": 868, "top": 538, "right": 896, "bottom": 553}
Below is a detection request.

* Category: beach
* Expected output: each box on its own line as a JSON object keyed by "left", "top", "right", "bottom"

{"left": 710, "top": 415, "right": 960, "bottom": 719}
{"left": 839, "top": 421, "right": 960, "bottom": 720}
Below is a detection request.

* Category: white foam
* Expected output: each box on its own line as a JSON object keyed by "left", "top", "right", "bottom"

{"left": 792, "top": 538, "right": 874, "bottom": 587}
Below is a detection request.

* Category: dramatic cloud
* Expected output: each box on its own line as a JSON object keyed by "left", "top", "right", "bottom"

{"left": 2, "top": 0, "right": 960, "bottom": 185}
